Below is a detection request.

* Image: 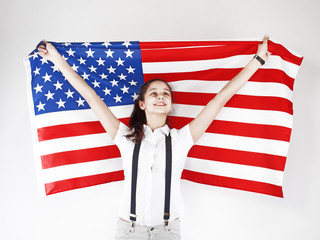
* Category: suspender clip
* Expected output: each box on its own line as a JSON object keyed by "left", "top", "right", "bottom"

{"left": 130, "top": 221, "right": 135, "bottom": 228}
{"left": 129, "top": 220, "right": 135, "bottom": 233}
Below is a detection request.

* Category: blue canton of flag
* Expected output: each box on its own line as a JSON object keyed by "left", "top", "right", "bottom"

{"left": 28, "top": 41, "right": 145, "bottom": 115}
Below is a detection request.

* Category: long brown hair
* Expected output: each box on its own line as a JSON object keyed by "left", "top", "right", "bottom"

{"left": 124, "top": 79, "right": 173, "bottom": 143}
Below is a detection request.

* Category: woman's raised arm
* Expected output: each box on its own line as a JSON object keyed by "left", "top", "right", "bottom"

{"left": 37, "top": 40, "right": 120, "bottom": 140}
{"left": 189, "top": 34, "right": 270, "bottom": 143}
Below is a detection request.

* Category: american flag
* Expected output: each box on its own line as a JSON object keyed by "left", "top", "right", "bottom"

{"left": 24, "top": 39, "right": 303, "bottom": 197}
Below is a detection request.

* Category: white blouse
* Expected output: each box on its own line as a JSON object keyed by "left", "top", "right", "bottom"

{"left": 114, "top": 121, "right": 195, "bottom": 226}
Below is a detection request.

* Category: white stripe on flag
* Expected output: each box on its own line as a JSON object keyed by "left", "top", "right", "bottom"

{"left": 171, "top": 104, "right": 293, "bottom": 129}
{"left": 38, "top": 124, "right": 288, "bottom": 158}
{"left": 184, "top": 157, "right": 284, "bottom": 186}
{"left": 142, "top": 55, "right": 300, "bottom": 78}
{"left": 34, "top": 103, "right": 293, "bottom": 132}
{"left": 38, "top": 132, "right": 114, "bottom": 156}
{"left": 196, "top": 132, "right": 289, "bottom": 157}
{"left": 35, "top": 105, "right": 133, "bottom": 128}
{"left": 169, "top": 80, "right": 293, "bottom": 101}
{"left": 42, "top": 157, "right": 123, "bottom": 184}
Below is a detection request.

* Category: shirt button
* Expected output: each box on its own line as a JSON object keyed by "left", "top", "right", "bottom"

{"left": 150, "top": 227, "right": 154, "bottom": 231}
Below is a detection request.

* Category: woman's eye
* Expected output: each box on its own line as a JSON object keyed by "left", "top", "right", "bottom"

{"left": 150, "top": 92, "right": 170, "bottom": 97}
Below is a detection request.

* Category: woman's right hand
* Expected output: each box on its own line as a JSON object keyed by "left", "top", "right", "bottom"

{"left": 256, "top": 34, "right": 270, "bottom": 62}
{"left": 37, "top": 39, "right": 62, "bottom": 64}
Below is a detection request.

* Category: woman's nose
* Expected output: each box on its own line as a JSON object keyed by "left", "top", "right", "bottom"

{"left": 157, "top": 95, "right": 164, "bottom": 99}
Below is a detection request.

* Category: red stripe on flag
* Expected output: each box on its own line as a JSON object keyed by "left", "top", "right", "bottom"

{"left": 144, "top": 69, "right": 295, "bottom": 91}
{"left": 172, "top": 92, "right": 293, "bottom": 115}
{"left": 140, "top": 41, "right": 260, "bottom": 49}
{"left": 38, "top": 118, "right": 130, "bottom": 141}
{"left": 140, "top": 40, "right": 303, "bottom": 66}
{"left": 188, "top": 146, "right": 286, "bottom": 171}
{"left": 141, "top": 45, "right": 257, "bottom": 62}
{"left": 206, "top": 120, "right": 292, "bottom": 143}
{"left": 45, "top": 170, "right": 125, "bottom": 195}
{"left": 41, "top": 145, "right": 121, "bottom": 169}
{"left": 168, "top": 116, "right": 292, "bottom": 142}
{"left": 268, "top": 41, "right": 303, "bottom": 65}
{"left": 181, "top": 169, "right": 283, "bottom": 198}
{"left": 145, "top": 68, "right": 242, "bottom": 81}
{"left": 38, "top": 121, "right": 105, "bottom": 141}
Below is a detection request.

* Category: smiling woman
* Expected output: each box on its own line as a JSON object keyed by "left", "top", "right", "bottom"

{"left": 123, "top": 78, "right": 174, "bottom": 143}
{"left": 140, "top": 82, "right": 172, "bottom": 118}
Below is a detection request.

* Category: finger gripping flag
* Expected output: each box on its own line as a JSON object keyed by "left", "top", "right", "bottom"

{"left": 24, "top": 39, "right": 303, "bottom": 197}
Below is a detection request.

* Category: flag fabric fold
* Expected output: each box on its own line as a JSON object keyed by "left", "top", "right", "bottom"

{"left": 24, "top": 39, "right": 303, "bottom": 197}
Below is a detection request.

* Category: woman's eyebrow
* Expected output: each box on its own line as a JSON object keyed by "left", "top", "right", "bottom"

{"left": 148, "top": 88, "right": 170, "bottom": 93}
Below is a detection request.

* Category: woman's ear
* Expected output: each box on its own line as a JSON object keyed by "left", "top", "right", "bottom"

{"left": 139, "top": 100, "right": 145, "bottom": 110}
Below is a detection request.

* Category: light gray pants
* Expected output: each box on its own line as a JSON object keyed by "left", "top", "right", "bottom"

{"left": 115, "top": 218, "right": 181, "bottom": 240}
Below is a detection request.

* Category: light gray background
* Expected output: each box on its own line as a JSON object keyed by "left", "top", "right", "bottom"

{"left": 1, "top": 0, "right": 319, "bottom": 239}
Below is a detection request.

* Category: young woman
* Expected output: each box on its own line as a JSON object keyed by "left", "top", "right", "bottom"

{"left": 37, "top": 35, "right": 270, "bottom": 240}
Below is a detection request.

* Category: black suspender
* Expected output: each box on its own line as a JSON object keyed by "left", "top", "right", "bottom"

{"left": 164, "top": 133, "right": 172, "bottom": 223}
{"left": 130, "top": 133, "right": 172, "bottom": 227}
{"left": 130, "top": 140, "right": 141, "bottom": 223}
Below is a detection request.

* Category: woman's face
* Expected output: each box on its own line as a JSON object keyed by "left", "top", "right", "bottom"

{"left": 139, "top": 81, "right": 173, "bottom": 116}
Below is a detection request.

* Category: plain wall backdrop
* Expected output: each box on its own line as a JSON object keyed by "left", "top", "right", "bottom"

{"left": 1, "top": 0, "right": 319, "bottom": 239}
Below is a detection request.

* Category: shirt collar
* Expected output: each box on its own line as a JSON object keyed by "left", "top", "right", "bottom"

{"left": 143, "top": 123, "right": 170, "bottom": 136}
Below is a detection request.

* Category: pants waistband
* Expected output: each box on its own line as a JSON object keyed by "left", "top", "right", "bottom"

{"left": 118, "top": 217, "right": 180, "bottom": 231}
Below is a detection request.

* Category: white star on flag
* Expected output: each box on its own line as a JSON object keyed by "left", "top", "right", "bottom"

{"left": 124, "top": 49, "right": 134, "bottom": 58}
{"left": 113, "top": 94, "right": 122, "bottom": 103}
{"left": 66, "top": 48, "right": 75, "bottom": 56}
{"left": 65, "top": 89, "right": 74, "bottom": 98}
{"left": 76, "top": 97, "right": 86, "bottom": 106}
{"left": 36, "top": 101, "right": 45, "bottom": 111}
{"left": 107, "top": 65, "right": 116, "bottom": 73}
{"left": 34, "top": 83, "right": 43, "bottom": 93}
{"left": 44, "top": 90, "right": 55, "bottom": 100}
{"left": 42, "top": 73, "right": 52, "bottom": 82}
{"left": 56, "top": 98, "right": 66, "bottom": 108}
{"left": 105, "top": 49, "right": 114, "bottom": 58}
{"left": 122, "top": 41, "right": 132, "bottom": 48}
{"left": 115, "top": 57, "right": 125, "bottom": 66}
{"left": 85, "top": 48, "right": 95, "bottom": 57}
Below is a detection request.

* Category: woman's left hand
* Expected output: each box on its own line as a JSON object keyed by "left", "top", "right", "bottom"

{"left": 256, "top": 34, "right": 271, "bottom": 62}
